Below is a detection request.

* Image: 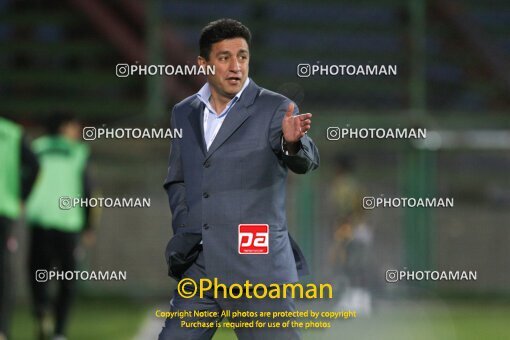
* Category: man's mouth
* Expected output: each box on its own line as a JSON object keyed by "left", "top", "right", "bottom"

{"left": 226, "top": 77, "right": 241, "bottom": 85}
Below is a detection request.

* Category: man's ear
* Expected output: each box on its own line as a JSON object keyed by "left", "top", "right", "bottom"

{"left": 197, "top": 56, "right": 207, "bottom": 67}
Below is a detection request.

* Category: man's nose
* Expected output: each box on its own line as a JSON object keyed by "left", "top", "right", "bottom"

{"left": 229, "top": 58, "right": 241, "bottom": 72}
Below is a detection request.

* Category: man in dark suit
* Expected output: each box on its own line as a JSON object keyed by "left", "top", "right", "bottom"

{"left": 160, "top": 18, "right": 319, "bottom": 339}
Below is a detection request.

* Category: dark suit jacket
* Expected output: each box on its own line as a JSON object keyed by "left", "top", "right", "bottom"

{"left": 164, "top": 79, "right": 319, "bottom": 285}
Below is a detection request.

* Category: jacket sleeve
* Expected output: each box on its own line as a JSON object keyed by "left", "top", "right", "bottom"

{"left": 269, "top": 100, "right": 320, "bottom": 174}
{"left": 163, "top": 109, "right": 188, "bottom": 235}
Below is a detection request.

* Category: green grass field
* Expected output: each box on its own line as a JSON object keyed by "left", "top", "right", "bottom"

{"left": 11, "top": 297, "right": 147, "bottom": 340}
{"left": 212, "top": 300, "right": 510, "bottom": 340}
{"left": 11, "top": 298, "right": 510, "bottom": 339}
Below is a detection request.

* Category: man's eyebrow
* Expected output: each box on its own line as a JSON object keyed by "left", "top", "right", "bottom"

{"left": 215, "top": 49, "right": 249, "bottom": 56}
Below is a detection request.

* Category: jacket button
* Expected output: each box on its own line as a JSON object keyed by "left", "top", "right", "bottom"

{"left": 204, "top": 161, "right": 210, "bottom": 168}
{"left": 203, "top": 224, "right": 209, "bottom": 229}
{"left": 203, "top": 192, "right": 209, "bottom": 198}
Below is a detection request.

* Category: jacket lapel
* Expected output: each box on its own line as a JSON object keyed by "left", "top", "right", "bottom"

{"left": 187, "top": 97, "right": 206, "bottom": 156}
{"left": 205, "top": 80, "right": 260, "bottom": 160}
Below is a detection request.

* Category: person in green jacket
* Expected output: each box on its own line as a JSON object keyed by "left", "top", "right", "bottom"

{"left": 0, "top": 116, "right": 40, "bottom": 340}
{"left": 26, "top": 112, "right": 93, "bottom": 340}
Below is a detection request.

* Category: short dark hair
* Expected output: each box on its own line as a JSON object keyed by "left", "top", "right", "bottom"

{"left": 45, "top": 111, "right": 77, "bottom": 135}
{"left": 199, "top": 18, "right": 251, "bottom": 60}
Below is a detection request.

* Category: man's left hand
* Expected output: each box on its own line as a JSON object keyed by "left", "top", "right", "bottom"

{"left": 282, "top": 102, "right": 312, "bottom": 143}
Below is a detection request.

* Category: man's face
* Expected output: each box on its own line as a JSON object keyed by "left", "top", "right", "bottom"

{"left": 60, "top": 121, "right": 81, "bottom": 141}
{"left": 198, "top": 37, "right": 249, "bottom": 100}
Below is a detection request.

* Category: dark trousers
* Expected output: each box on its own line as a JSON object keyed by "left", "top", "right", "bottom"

{"left": 0, "top": 217, "right": 14, "bottom": 338}
{"left": 28, "top": 226, "right": 79, "bottom": 336}
{"left": 158, "top": 251, "right": 301, "bottom": 340}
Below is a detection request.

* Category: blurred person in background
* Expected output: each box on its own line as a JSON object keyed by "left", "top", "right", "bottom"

{"left": 25, "top": 112, "right": 93, "bottom": 340}
{"left": 328, "top": 155, "right": 373, "bottom": 315}
{"left": 0, "top": 116, "right": 40, "bottom": 340}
